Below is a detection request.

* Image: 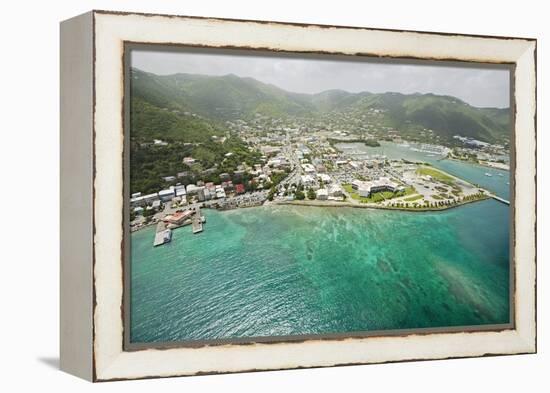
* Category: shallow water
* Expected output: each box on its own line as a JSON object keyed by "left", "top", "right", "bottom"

{"left": 130, "top": 199, "right": 510, "bottom": 343}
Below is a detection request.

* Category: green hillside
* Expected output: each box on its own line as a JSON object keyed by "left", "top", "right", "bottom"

{"left": 130, "top": 67, "right": 510, "bottom": 144}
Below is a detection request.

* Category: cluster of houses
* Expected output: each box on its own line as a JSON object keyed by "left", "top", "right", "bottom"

{"left": 130, "top": 179, "right": 249, "bottom": 214}
{"left": 314, "top": 184, "right": 344, "bottom": 201}
{"left": 291, "top": 163, "right": 343, "bottom": 201}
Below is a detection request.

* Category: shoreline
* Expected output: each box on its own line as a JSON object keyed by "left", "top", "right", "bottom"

{"left": 130, "top": 195, "right": 502, "bottom": 236}
{"left": 446, "top": 156, "right": 510, "bottom": 171}
{"left": 271, "top": 195, "right": 493, "bottom": 212}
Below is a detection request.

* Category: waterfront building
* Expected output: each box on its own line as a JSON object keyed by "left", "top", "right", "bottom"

{"left": 163, "top": 210, "right": 194, "bottom": 225}
{"left": 130, "top": 195, "right": 145, "bottom": 207}
{"left": 186, "top": 184, "right": 201, "bottom": 195}
{"left": 354, "top": 177, "right": 401, "bottom": 197}
{"left": 316, "top": 188, "right": 329, "bottom": 200}
{"left": 197, "top": 188, "right": 206, "bottom": 202}
{"left": 142, "top": 193, "right": 160, "bottom": 204}
{"left": 158, "top": 189, "right": 175, "bottom": 202}
{"left": 328, "top": 184, "right": 343, "bottom": 197}
{"left": 175, "top": 185, "right": 187, "bottom": 198}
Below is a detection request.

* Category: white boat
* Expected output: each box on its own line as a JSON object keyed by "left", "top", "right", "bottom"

{"left": 485, "top": 173, "right": 493, "bottom": 177}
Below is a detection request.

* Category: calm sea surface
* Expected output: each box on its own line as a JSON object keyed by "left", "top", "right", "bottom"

{"left": 130, "top": 142, "right": 510, "bottom": 343}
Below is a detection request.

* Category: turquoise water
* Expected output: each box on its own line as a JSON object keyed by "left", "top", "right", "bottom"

{"left": 130, "top": 200, "right": 510, "bottom": 343}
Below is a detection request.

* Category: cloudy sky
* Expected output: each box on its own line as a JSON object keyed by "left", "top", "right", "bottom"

{"left": 131, "top": 48, "right": 511, "bottom": 108}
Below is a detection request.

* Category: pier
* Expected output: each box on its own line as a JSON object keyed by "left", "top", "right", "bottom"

{"left": 491, "top": 195, "right": 510, "bottom": 205}
{"left": 153, "top": 221, "right": 172, "bottom": 246}
{"left": 192, "top": 207, "right": 204, "bottom": 233}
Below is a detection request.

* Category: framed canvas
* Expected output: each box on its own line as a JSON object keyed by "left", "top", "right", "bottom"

{"left": 60, "top": 10, "right": 537, "bottom": 382}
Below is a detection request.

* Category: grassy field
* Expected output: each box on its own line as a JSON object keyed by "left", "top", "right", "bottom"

{"left": 404, "top": 194, "right": 423, "bottom": 202}
{"left": 416, "top": 167, "right": 455, "bottom": 185}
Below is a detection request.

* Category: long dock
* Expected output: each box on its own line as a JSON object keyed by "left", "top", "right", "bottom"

{"left": 153, "top": 221, "right": 172, "bottom": 246}
{"left": 491, "top": 195, "right": 510, "bottom": 205}
{"left": 192, "top": 207, "right": 203, "bottom": 234}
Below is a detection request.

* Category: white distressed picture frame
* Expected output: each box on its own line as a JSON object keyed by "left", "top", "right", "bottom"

{"left": 60, "top": 10, "right": 536, "bottom": 382}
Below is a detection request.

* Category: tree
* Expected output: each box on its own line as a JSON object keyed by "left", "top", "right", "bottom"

{"left": 143, "top": 208, "right": 156, "bottom": 218}
{"left": 295, "top": 190, "right": 305, "bottom": 200}
{"left": 267, "top": 188, "right": 275, "bottom": 201}
{"left": 307, "top": 188, "right": 316, "bottom": 200}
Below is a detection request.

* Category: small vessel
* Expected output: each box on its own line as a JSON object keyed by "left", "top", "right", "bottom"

{"left": 498, "top": 173, "right": 504, "bottom": 177}
{"left": 485, "top": 173, "right": 493, "bottom": 177}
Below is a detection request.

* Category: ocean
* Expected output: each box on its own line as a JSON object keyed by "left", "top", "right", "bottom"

{"left": 130, "top": 143, "right": 511, "bottom": 343}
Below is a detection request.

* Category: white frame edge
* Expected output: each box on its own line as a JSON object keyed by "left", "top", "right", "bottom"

{"left": 89, "top": 11, "right": 536, "bottom": 381}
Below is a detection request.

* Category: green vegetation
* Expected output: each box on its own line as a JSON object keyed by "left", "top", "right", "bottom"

{"left": 307, "top": 188, "right": 316, "bottom": 200}
{"left": 131, "top": 97, "right": 221, "bottom": 143}
{"left": 395, "top": 186, "right": 416, "bottom": 197}
{"left": 404, "top": 194, "right": 423, "bottom": 202}
{"left": 130, "top": 135, "right": 263, "bottom": 194}
{"left": 416, "top": 167, "right": 455, "bottom": 185}
{"left": 295, "top": 190, "right": 306, "bottom": 200}
{"left": 132, "top": 67, "right": 510, "bottom": 144}
{"left": 363, "top": 191, "right": 394, "bottom": 203}
{"left": 364, "top": 139, "right": 381, "bottom": 147}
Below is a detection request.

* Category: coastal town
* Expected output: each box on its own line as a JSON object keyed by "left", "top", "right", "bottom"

{"left": 130, "top": 112, "right": 510, "bottom": 246}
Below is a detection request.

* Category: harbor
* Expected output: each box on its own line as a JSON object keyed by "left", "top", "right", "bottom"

{"left": 153, "top": 207, "right": 206, "bottom": 246}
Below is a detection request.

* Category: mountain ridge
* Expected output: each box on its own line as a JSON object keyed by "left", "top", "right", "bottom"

{"left": 130, "top": 67, "right": 510, "bottom": 144}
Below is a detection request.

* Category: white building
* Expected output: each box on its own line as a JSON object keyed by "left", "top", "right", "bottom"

{"left": 142, "top": 193, "right": 159, "bottom": 204}
{"left": 316, "top": 188, "right": 329, "bottom": 200}
{"left": 328, "top": 184, "right": 343, "bottom": 197}
{"left": 175, "top": 185, "right": 187, "bottom": 197}
{"left": 301, "top": 163, "right": 316, "bottom": 174}
{"left": 130, "top": 195, "right": 145, "bottom": 207}
{"left": 158, "top": 189, "right": 175, "bottom": 202}
{"left": 353, "top": 177, "right": 401, "bottom": 197}
{"left": 317, "top": 173, "right": 332, "bottom": 183}
{"left": 183, "top": 157, "right": 196, "bottom": 165}
{"left": 185, "top": 184, "right": 201, "bottom": 195}
{"left": 301, "top": 174, "right": 316, "bottom": 187}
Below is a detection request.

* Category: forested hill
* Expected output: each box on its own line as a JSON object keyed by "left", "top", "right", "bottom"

{"left": 130, "top": 67, "right": 510, "bottom": 144}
